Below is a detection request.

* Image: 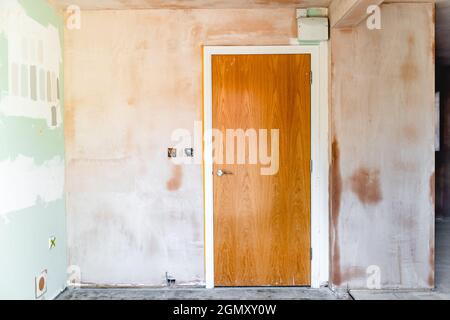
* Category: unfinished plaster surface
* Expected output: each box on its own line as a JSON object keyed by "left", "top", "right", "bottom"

{"left": 330, "top": 3, "right": 435, "bottom": 289}
{"left": 49, "top": 0, "right": 332, "bottom": 10}
{"left": 65, "top": 9, "right": 297, "bottom": 286}
{"left": 350, "top": 217, "right": 450, "bottom": 299}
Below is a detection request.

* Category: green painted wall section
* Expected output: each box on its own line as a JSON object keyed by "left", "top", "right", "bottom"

{"left": 18, "top": 0, "right": 65, "bottom": 44}
{"left": 0, "top": 117, "right": 64, "bottom": 165}
{"left": 0, "top": 199, "right": 67, "bottom": 300}
{"left": 0, "top": 0, "right": 66, "bottom": 300}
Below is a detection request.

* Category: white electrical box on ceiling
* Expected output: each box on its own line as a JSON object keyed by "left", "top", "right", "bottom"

{"left": 297, "top": 8, "right": 329, "bottom": 42}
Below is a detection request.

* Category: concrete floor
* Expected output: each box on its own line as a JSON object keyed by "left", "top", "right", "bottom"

{"left": 56, "top": 287, "right": 346, "bottom": 300}
{"left": 57, "top": 218, "right": 450, "bottom": 300}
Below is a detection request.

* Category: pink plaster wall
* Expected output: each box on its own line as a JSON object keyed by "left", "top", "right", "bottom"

{"left": 330, "top": 3, "right": 435, "bottom": 289}
{"left": 65, "top": 4, "right": 436, "bottom": 289}
{"left": 64, "top": 9, "right": 297, "bottom": 285}
{"left": 50, "top": 0, "right": 332, "bottom": 10}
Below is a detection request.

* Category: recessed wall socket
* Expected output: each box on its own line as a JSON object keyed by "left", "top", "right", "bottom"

{"left": 168, "top": 148, "right": 177, "bottom": 158}
{"left": 184, "top": 148, "right": 194, "bottom": 157}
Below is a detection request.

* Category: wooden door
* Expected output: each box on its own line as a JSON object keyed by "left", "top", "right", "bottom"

{"left": 212, "top": 54, "right": 311, "bottom": 286}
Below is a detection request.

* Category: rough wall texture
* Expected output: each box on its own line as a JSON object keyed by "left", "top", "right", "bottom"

{"left": 0, "top": 0, "right": 66, "bottom": 299}
{"left": 330, "top": 3, "right": 435, "bottom": 289}
{"left": 65, "top": 9, "right": 297, "bottom": 285}
{"left": 49, "top": 0, "right": 332, "bottom": 10}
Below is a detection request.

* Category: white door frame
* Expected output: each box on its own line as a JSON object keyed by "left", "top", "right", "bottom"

{"left": 202, "top": 44, "right": 329, "bottom": 289}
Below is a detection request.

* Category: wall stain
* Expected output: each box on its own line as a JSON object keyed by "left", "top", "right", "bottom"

{"left": 166, "top": 165, "right": 183, "bottom": 191}
{"left": 429, "top": 246, "right": 435, "bottom": 287}
{"left": 127, "top": 97, "right": 136, "bottom": 107}
{"left": 428, "top": 171, "right": 435, "bottom": 286}
{"left": 338, "top": 28, "right": 354, "bottom": 34}
{"left": 350, "top": 168, "right": 382, "bottom": 205}
{"left": 340, "top": 266, "right": 366, "bottom": 283}
{"left": 403, "top": 125, "right": 419, "bottom": 143}
{"left": 400, "top": 34, "right": 419, "bottom": 82}
{"left": 431, "top": 40, "right": 435, "bottom": 65}
{"left": 400, "top": 62, "right": 419, "bottom": 82}
{"left": 330, "top": 138, "right": 342, "bottom": 285}
{"left": 135, "top": 40, "right": 149, "bottom": 50}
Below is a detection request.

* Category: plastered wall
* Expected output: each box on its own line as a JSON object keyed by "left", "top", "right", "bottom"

{"left": 330, "top": 3, "right": 435, "bottom": 289}
{"left": 65, "top": 9, "right": 297, "bottom": 285}
{"left": 66, "top": 4, "right": 436, "bottom": 289}
{"left": 0, "top": 0, "right": 66, "bottom": 299}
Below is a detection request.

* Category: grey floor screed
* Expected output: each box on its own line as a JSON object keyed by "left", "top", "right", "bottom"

{"left": 56, "top": 287, "right": 345, "bottom": 300}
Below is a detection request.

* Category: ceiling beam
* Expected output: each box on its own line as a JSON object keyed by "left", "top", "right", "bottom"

{"left": 329, "top": 0, "right": 384, "bottom": 29}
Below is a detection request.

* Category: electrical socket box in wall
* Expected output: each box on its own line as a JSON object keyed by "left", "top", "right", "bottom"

{"left": 168, "top": 148, "right": 177, "bottom": 158}
{"left": 35, "top": 270, "right": 47, "bottom": 299}
{"left": 184, "top": 148, "right": 194, "bottom": 157}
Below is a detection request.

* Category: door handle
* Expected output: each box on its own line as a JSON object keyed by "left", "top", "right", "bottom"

{"left": 216, "top": 169, "right": 233, "bottom": 177}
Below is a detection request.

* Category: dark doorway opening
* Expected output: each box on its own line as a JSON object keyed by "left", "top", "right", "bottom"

{"left": 435, "top": 0, "right": 450, "bottom": 292}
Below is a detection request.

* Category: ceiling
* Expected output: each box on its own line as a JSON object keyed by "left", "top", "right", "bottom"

{"left": 48, "top": 0, "right": 332, "bottom": 10}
